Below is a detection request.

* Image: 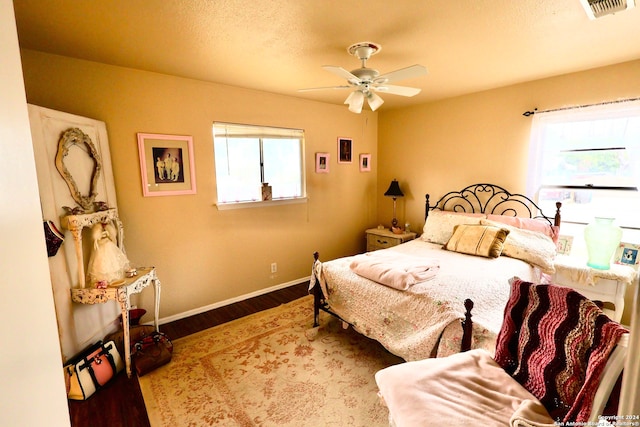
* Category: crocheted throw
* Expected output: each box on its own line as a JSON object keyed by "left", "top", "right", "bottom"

{"left": 494, "top": 279, "right": 628, "bottom": 423}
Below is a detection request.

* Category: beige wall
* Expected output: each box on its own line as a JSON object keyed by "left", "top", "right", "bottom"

{"left": 378, "top": 58, "right": 640, "bottom": 324}
{"left": 20, "top": 50, "right": 378, "bottom": 321}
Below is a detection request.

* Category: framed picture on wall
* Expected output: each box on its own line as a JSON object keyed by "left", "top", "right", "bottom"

{"left": 614, "top": 242, "right": 640, "bottom": 270}
{"left": 337, "top": 137, "right": 352, "bottom": 163}
{"left": 137, "top": 133, "right": 197, "bottom": 197}
{"left": 315, "top": 152, "right": 330, "bottom": 173}
{"left": 359, "top": 153, "right": 371, "bottom": 172}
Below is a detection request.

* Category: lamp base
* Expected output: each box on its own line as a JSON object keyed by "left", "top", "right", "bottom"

{"left": 391, "top": 226, "right": 404, "bottom": 234}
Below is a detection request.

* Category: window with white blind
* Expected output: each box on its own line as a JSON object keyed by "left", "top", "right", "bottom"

{"left": 527, "top": 101, "right": 640, "bottom": 229}
{"left": 213, "top": 122, "right": 306, "bottom": 208}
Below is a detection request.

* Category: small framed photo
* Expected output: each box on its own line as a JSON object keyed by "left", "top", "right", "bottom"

{"left": 337, "top": 137, "right": 352, "bottom": 163}
{"left": 359, "top": 153, "right": 371, "bottom": 172}
{"left": 614, "top": 242, "right": 640, "bottom": 270}
{"left": 137, "top": 133, "right": 197, "bottom": 197}
{"left": 556, "top": 235, "right": 573, "bottom": 255}
{"left": 315, "top": 152, "right": 330, "bottom": 173}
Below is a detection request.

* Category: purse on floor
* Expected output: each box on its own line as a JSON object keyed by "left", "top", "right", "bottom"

{"left": 64, "top": 340, "right": 124, "bottom": 400}
{"left": 132, "top": 331, "right": 173, "bottom": 376}
{"left": 104, "top": 324, "right": 156, "bottom": 358}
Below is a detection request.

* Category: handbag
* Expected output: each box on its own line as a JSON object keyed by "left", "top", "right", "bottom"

{"left": 132, "top": 331, "right": 173, "bottom": 376}
{"left": 43, "top": 220, "right": 64, "bottom": 257}
{"left": 64, "top": 340, "right": 124, "bottom": 400}
{"left": 104, "top": 324, "right": 156, "bottom": 358}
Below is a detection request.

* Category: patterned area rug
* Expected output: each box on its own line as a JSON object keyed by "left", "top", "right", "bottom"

{"left": 139, "top": 295, "right": 403, "bottom": 426}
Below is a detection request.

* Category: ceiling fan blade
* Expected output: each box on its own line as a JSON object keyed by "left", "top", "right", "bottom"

{"left": 322, "top": 65, "right": 360, "bottom": 83}
{"left": 375, "top": 64, "right": 427, "bottom": 84}
{"left": 373, "top": 84, "right": 421, "bottom": 97}
{"left": 298, "top": 85, "right": 351, "bottom": 92}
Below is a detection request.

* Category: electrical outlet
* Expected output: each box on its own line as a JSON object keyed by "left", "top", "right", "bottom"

{"left": 270, "top": 262, "right": 277, "bottom": 273}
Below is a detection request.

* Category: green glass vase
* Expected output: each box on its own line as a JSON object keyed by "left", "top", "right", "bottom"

{"left": 584, "top": 217, "right": 622, "bottom": 270}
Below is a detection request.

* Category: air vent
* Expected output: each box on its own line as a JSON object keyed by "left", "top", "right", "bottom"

{"left": 580, "top": 0, "right": 635, "bottom": 19}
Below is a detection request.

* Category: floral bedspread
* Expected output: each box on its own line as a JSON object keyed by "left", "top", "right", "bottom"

{"left": 320, "top": 239, "right": 542, "bottom": 361}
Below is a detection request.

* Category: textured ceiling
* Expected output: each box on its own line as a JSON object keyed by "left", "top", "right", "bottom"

{"left": 12, "top": 0, "right": 640, "bottom": 111}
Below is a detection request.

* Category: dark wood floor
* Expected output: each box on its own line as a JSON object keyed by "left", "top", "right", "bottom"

{"left": 67, "top": 282, "right": 310, "bottom": 427}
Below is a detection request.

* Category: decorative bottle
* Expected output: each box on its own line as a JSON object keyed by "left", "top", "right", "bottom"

{"left": 584, "top": 217, "right": 622, "bottom": 270}
{"left": 262, "top": 183, "right": 272, "bottom": 201}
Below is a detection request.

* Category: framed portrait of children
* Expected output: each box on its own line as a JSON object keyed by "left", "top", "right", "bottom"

{"left": 137, "top": 133, "right": 197, "bottom": 197}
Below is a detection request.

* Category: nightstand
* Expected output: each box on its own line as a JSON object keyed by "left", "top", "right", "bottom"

{"left": 551, "top": 255, "right": 637, "bottom": 322}
{"left": 366, "top": 228, "right": 416, "bottom": 252}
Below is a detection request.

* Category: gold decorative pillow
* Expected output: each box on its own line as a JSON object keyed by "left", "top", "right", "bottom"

{"left": 444, "top": 224, "right": 510, "bottom": 258}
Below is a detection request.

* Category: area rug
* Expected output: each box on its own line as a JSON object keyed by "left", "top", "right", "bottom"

{"left": 139, "top": 295, "right": 403, "bottom": 427}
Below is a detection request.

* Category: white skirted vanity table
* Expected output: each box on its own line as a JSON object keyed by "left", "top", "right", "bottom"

{"left": 551, "top": 254, "right": 636, "bottom": 323}
{"left": 62, "top": 208, "right": 161, "bottom": 377}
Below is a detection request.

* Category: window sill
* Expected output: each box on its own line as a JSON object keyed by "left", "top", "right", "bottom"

{"left": 215, "top": 197, "right": 308, "bottom": 211}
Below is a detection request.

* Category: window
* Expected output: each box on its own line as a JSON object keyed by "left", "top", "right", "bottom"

{"left": 528, "top": 101, "right": 640, "bottom": 229}
{"left": 213, "top": 122, "right": 306, "bottom": 208}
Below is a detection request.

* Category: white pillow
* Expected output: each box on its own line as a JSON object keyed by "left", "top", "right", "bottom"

{"left": 481, "top": 219, "right": 556, "bottom": 274}
{"left": 421, "top": 210, "right": 485, "bottom": 245}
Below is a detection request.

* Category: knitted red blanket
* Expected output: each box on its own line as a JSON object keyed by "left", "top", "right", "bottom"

{"left": 494, "top": 279, "right": 628, "bottom": 423}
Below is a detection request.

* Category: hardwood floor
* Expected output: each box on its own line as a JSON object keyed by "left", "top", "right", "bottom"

{"left": 68, "top": 282, "right": 310, "bottom": 427}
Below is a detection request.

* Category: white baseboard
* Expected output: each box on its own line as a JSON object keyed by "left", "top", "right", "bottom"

{"left": 155, "top": 276, "right": 311, "bottom": 325}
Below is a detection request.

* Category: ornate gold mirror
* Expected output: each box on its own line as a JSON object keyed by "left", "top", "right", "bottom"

{"left": 55, "top": 128, "right": 102, "bottom": 212}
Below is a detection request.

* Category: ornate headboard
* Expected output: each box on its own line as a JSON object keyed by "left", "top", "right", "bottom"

{"left": 425, "top": 183, "right": 561, "bottom": 227}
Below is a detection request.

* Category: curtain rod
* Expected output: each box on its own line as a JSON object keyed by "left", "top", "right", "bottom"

{"left": 522, "top": 96, "right": 640, "bottom": 117}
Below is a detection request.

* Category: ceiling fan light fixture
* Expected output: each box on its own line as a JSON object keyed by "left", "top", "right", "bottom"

{"left": 345, "top": 91, "right": 365, "bottom": 113}
{"left": 367, "top": 92, "right": 384, "bottom": 111}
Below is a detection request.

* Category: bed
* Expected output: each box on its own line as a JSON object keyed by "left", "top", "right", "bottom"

{"left": 310, "top": 183, "right": 562, "bottom": 361}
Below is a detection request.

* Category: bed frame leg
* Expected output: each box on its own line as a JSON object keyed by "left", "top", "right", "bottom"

{"left": 313, "top": 286, "right": 321, "bottom": 327}
{"left": 312, "top": 252, "right": 321, "bottom": 327}
{"left": 461, "top": 299, "right": 474, "bottom": 352}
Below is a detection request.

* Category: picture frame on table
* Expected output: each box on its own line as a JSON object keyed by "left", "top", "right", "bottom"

{"left": 359, "top": 153, "right": 371, "bottom": 172}
{"left": 614, "top": 242, "right": 640, "bottom": 270}
{"left": 556, "top": 235, "right": 573, "bottom": 255}
{"left": 137, "top": 133, "right": 197, "bottom": 197}
{"left": 315, "top": 152, "right": 330, "bottom": 173}
{"left": 338, "top": 137, "right": 353, "bottom": 163}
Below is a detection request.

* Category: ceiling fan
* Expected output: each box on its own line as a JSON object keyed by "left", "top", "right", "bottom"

{"left": 299, "top": 42, "right": 428, "bottom": 113}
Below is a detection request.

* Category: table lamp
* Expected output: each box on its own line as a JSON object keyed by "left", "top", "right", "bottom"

{"left": 384, "top": 179, "right": 404, "bottom": 228}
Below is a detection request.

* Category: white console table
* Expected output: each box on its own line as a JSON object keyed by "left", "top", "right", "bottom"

{"left": 552, "top": 255, "right": 637, "bottom": 323}
{"left": 62, "top": 209, "right": 161, "bottom": 377}
{"left": 71, "top": 267, "right": 161, "bottom": 377}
